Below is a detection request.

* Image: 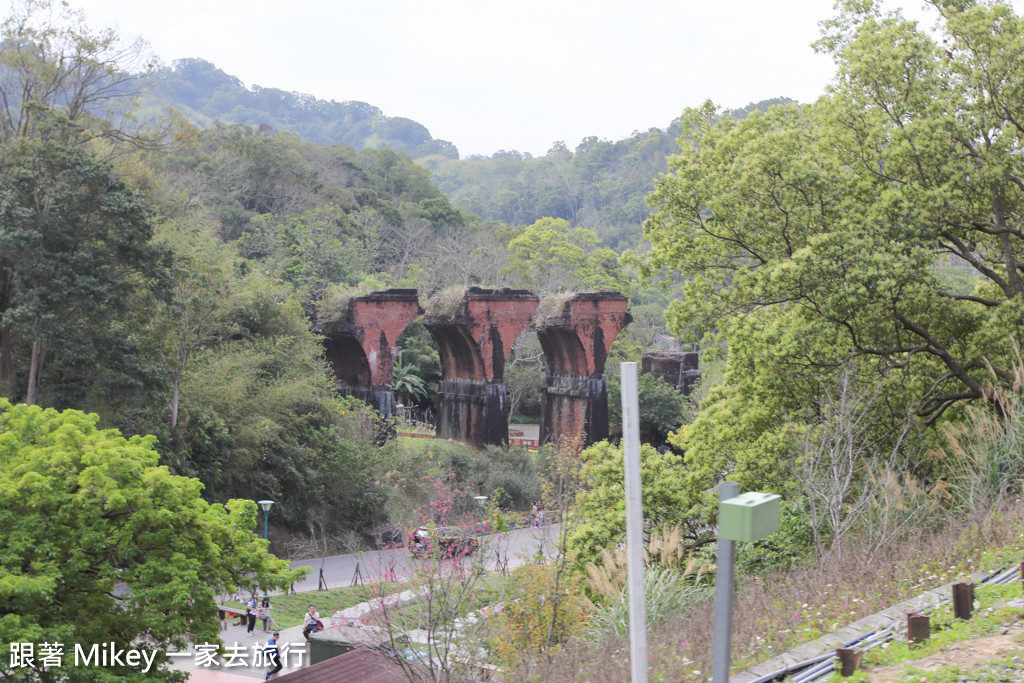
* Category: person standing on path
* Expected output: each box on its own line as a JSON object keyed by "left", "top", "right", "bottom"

{"left": 245, "top": 592, "right": 259, "bottom": 636}
{"left": 258, "top": 596, "right": 273, "bottom": 632}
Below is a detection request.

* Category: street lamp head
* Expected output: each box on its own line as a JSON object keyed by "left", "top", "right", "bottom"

{"left": 257, "top": 500, "right": 274, "bottom": 541}
{"left": 474, "top": 495, "right": 488, "bottom": 506}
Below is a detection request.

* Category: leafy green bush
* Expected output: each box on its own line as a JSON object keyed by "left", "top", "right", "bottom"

{"left": 487, "top": 564, "right": 593, "bottom": 673}
{"left": 607, "top": 373, "right": 693, "bottom": 444}
{"left": 382, "top": 440, "right": 543, "bottom": 525}
{"left": 478, "top": 446, "right": 543, "bottom": 510}
{"left": 442, "top": 443, "right": 542, "bottom": 511}
{"left": 568, "top": 441, "right": 692, "bottom": 568}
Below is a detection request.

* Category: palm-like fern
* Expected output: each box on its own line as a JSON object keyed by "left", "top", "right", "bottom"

{"left": 391, "top": 350, "right": 428, "bottom": 406}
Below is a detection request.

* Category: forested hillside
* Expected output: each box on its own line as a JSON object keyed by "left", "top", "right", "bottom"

{"left": 0, "top": 0, "right": 676, "bottom": 544}
{"left": 145, "top": 54, "right": 680, "bottom": 249}
{"left": 142, "top": 58, "right": 460, "bottom": 159}
{"left": 143, "top": 57, "right": 793, "bottom": 250}
{"left": 11, "top": 0, "right": 1024, "bottom": 680}
{"left": 428, "top": 98, "right": 794, "bottom": 250}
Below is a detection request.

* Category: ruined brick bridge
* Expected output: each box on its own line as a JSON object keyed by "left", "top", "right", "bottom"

{"left": 316, "top": 287, "right": 633, "bottom": 449}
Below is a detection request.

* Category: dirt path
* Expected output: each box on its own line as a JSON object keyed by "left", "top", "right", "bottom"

{"left": 865, "top": 621, "right": 1024, "bottom": 682}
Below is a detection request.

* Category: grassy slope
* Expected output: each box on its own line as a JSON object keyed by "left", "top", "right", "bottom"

{"left": 224, "top": 583, "right": 400, "bottom": 629}
{"left": 510, "top": 502, "right": 1024, "bottom": 682}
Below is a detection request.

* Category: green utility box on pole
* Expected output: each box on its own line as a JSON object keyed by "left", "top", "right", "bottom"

{"left": 718, "top": 491, "right": 781, "bottom": 543}
{"left": 712, "top": 488, "right": 782, "bottom": 683}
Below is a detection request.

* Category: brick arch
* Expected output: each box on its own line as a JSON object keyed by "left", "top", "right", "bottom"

{"left": 316, "top": 289, "right": 424, "bottom": 416}
{"left": 324, "top": 335, "right": 371, "bottom": 386}
{"left": 424, "top": 287, "right": 539, "bottom": 447}
{"left": 537, "top": 292, "right": 632, "bottom": 447}
{"left": 537, "top": 326, "right": 589, "bottom": 377}
{"left": 428, "top": 324, "right": 485, "bottom": 380}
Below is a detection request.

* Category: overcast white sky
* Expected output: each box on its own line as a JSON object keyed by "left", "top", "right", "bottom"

{"left": 51, "top": 0, "right": 962, "bottom": 157}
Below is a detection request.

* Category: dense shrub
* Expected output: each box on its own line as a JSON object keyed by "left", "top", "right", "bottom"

{"left": 607, "top": 373, "right": 693, "bottom": 444}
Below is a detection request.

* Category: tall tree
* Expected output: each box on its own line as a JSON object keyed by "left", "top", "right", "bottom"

{"left": 0, "top": 0, "right": 157, "bottom": 145}
{"left": 643, "top": 0, "right": 1024, "bottom": 424}
{"left": 502, "top": 217, "right": 627, "bottom": 294}
{"left": 0, "top": 107, "right": 170, "bottom": 405}
{"left": 144, "top": 216, "right": 237, "bottom": 431}
{"left": 0, "top": 0, "right": 165, "bottom": 407}
{"left": 635, "top": 0, "right": 1024, "bottom": 541}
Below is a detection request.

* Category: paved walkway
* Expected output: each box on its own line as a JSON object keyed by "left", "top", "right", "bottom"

{"left": 288, "top": 523, "right": 558, "bottom": 591}
{"left": 170, "top": 523, "right": 560, "bottom": 680}
{"left": 168, "top": 615, "right": 307, "bottom": 680}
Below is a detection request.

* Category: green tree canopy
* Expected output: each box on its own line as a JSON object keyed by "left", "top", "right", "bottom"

{"left": 568, "top": 441, "right": 692, "bottom": 568}
{"left": 607, "top": 373, "right": 692, "bottom": 444}
{"left": 0, "top": 106, "right": 171, "bottom": 406}
{"left": 644, "top": 0, "right": 1024, "bottom": 426}
{"left": 633, "top": 0, "right": 1024, "bottom": 548}
{"left": 503, "top": 217, "right": 628, "bottom": 294}
{"left": 0, "top": 399, "right": 304, "bottom": 682}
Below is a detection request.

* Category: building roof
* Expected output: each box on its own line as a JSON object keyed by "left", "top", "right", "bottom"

{"left": 276, "top": 648, "right": 409, "bottom": 683}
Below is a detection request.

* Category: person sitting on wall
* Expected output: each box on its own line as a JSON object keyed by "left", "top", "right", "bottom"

{"left": 302, "top": 605, "right": 323, "bottom": 640}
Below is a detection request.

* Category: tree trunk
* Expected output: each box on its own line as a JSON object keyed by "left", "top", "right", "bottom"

{"left": 0, "top": 325, "right": 14, "bottom": 398}
{"left": 170, "top": 373, "right": 181, "bottom": 430}
{"left": 0, "top": 268, "right": 14, "bottom": 399}
{"left": 26, "top": 337, "right": 46, "bottom": 406}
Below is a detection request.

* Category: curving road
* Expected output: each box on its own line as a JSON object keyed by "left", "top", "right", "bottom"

{"left": 288, "top": 523, "right": 561, "bottom": 590}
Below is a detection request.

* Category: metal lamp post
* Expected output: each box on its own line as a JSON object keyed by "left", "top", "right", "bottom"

{"left": 257, "top": 500, "right": 274, "bottom": 540}
{"left": 474, "top": 496, "right": 488, "bottom": 567}
{"left": 474, "top": 495, "right": 488, "bottom": 531}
